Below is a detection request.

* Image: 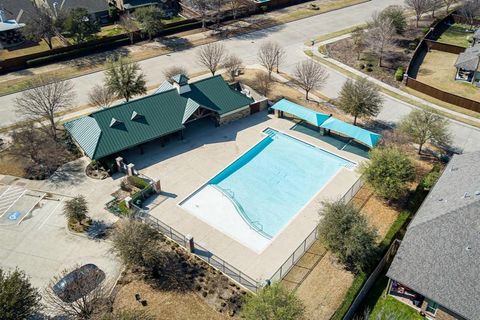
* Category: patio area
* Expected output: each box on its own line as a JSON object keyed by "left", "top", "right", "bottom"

{"left": 121, "top": 111, "right": 366, "bottom": 282}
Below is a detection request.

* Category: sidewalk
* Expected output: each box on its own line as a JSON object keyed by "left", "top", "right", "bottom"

{"left": 308, "top": 35, "right": 480, "bottom": 126}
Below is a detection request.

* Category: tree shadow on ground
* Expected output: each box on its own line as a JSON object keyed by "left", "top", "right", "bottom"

{"left": 48, "top": 158, "right": 88, "bottom": 188}
{"left": 159, "top": 36, "right": 194, "bottom": 52}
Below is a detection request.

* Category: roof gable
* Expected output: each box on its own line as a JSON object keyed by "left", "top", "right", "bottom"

{"left": 90, "top": 89, "right": 187, "bottom": 159}
{"left": 181, "top": 75, "right": 254, "bottom": 115}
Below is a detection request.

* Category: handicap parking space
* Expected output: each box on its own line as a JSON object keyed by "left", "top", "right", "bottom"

{"left": 0, "top": 190, "right": 44, "bottom": 226}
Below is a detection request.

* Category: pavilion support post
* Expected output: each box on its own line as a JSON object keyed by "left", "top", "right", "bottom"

{"left": 153, "top": 178, "right": 161, "bottom": 194}
{"left": 125, "top": 196, "right": 132, "bottom": 209}
{"left": 115, "top": 157, "right": 124, "bottom": 172}
{"left": 127, "top": 163, "right": 135, "bottom": 176}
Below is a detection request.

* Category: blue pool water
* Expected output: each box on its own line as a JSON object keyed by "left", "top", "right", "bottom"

{"left": 209, "top": 129, "right": 354, "bottom": 239}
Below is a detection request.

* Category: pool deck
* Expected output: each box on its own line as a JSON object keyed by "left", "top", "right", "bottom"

{"left": 123, "top": 111, "right": 366, "bottom": 282}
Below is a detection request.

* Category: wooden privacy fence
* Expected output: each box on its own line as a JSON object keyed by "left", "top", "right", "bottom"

{"left": 405, "top": 77, "right": 480, "bottom": 113}
{"left": 342, "top": 239, "right": 401, "bottom": 320}
{"left": 424, "top": 39, "right": 465, "bottom": 54}
{"left": 404, "top": 12, "right": 480, "bottom": 113}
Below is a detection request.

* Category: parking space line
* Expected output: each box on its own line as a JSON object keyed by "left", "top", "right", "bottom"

{"left": 0, "top": 189, "right": 26, "bottom": 218}
{"left": 18, "top": 193, "right": 46, "bottom": 225}
{"left": 37, "top": 197, "right": 64, "bottom": 230}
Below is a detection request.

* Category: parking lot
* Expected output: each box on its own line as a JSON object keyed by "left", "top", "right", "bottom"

{"left": 0, "top": 183, "right": 121, "bottom": 291}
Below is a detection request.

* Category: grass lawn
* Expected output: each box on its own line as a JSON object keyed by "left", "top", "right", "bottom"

{"left": 416, "top": 50, "right": 480, "bottom": 102}
{"left": 360, "top": 274, "right": 424, "bottom": 320}
{"left": 97, "top": 25, "right": 126, "bottom": 37}
{"left": 437, "top": 23, "right": 474, "bottom": 48}
{"left": 163, "top": 15, "right": 186, "bottom": 24}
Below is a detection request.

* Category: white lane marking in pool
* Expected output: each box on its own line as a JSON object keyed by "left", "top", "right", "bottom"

{"left": 37, "top": 197, "right": 64, "bottom": 230}
{"left": 0, "top": 189, "right": 26, "bottom": 218}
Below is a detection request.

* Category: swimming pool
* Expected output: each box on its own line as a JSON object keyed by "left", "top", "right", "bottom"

{"left": 181, "top": 128, "right": 355, "bottom": 251}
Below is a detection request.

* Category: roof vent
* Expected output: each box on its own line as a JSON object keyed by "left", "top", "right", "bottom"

{"left": 475, "top": 191, "right": 480, "bottom": 196}
{"left": 462, "top": 192, "right": 470, "bottom": 199}
{"left": 466, "top": 246, "right": 472, "bottom": 251}
{"left": 131, "top": 111, "right": 143, "bottom": 121}
{"left": 450, "top": 166, "right": 459, "bottom": 172}
{"left": 109, "top": 118, "right": 122, "bottom": 128}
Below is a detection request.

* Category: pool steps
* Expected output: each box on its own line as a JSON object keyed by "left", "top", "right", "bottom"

{"left": 212, "top": 185, "right": 273, "bottom": 240}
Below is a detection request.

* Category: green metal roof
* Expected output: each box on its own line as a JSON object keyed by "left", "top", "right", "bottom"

{"left": 65, "top": 75, "right": 254, "bottom": 159}
{"left": 183, "top": 75, "right": 253, "bottom": 115}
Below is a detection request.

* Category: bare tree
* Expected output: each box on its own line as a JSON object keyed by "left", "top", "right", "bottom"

{"left": 366, "top": 13, "right": 396, "bottom": 67}
{"left": 43, "top": 266, "right": 110, "bottom": 320}
{"left": 163, "top": 66, "right": 188, "bottom": 80}
{"left": 405, "top": 0, "right": 431, "bottom": 27}
{"left": 429, "top": 0, "right": 443, "bottom": 17}
{"left": 257, "top": 41, "right": 284, "bottom": 79}
{"left": 294, "top": 60, "right": 329, "bottom": 100}
{"left": 459, "top": 0, "right": 480, "bottom": 29}
{"left": 197, "top": 42, "right": 226, "bottom": 75}
{"left": 22, "top": 6, "right": 57, "bottom": 49}
{"left": 9, "top": 126, "right": 72, "bottom": 178}
{"left": 15, "top": 76, "right": 75, "bottom": 141}
{"left": 210, "top": 0, "right": 227, "bottom": 30}
{"left": 230, "top": 0, "right": 243, "bottom": 19}
{"left": 351, "top": 27, "right": 366, "bottom": 60}
{"left": 190, "top": 0, "right": 213, "bottom": 29}
{"left": 257, "top": 72, "right": 272, "bottom": 96}
{"left": 443, "top": 0, "right": 458, "bottom": 13}
{"left": 119, "top": 13, "right": 138, "bottom": 45}
{"left": 88, "top": 85, "right": 116, "bottom": 109}
{"left": 224, "top": 54, "right": 243, "bottom": 80}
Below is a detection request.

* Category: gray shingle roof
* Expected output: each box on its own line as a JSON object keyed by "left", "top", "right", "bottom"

{"left": 387, "top": 151, "right": 480, "bottom": 320}
{"left": 474, "top": 28, "right": 480, "bottom": 40}
{"left": 455, "top": 45, "right": 480, "bottom": 71}
{"left": 45, "top": 0, "right": 109, "bottom": 14}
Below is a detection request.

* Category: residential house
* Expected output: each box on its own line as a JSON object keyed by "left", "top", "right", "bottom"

{"left": 454, "top": 45, "right": 480, "bottom": 84}
{"left": 0, "top": 0, "right": 36, "bottom": 48}
{"left": 36, "top": 0, "right": 111, "bottom": 24}
{"left": 387, "top": 151, "right": 480, "bottom": 320}
{"left": 113, "top": 0, "right": 179, "bottom": 15}
{"left": 65, "top": 74, "right": 264, "bottom": 160}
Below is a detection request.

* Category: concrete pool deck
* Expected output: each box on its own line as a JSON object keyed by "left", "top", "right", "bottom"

{"left": 123, "top": 111, "right": 366, "bottom": 282}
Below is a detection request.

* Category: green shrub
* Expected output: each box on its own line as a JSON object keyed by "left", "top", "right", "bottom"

{"left": 118, "top": 200, "right": 132, "bottom": 216}
{"left": 127, "top": 176, "right": 149, "bottom": 189}
{"left": 408, "top": 42, "right": 417, "bottom": 50}
{"left": 395, "top": 67, "right": 404, "bottom": 81}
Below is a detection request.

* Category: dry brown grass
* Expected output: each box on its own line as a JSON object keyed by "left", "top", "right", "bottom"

{"left": 113, "top": 279, "right": 229, "bottom": 320}
{"left": 416, "top": 50, "right": 480, "bottom": 101}
{"left": 0, "top": 151, "right": 26, "bottom": 177}
{"left": 293, "top": 252, "right": 354, "bottom": 320}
